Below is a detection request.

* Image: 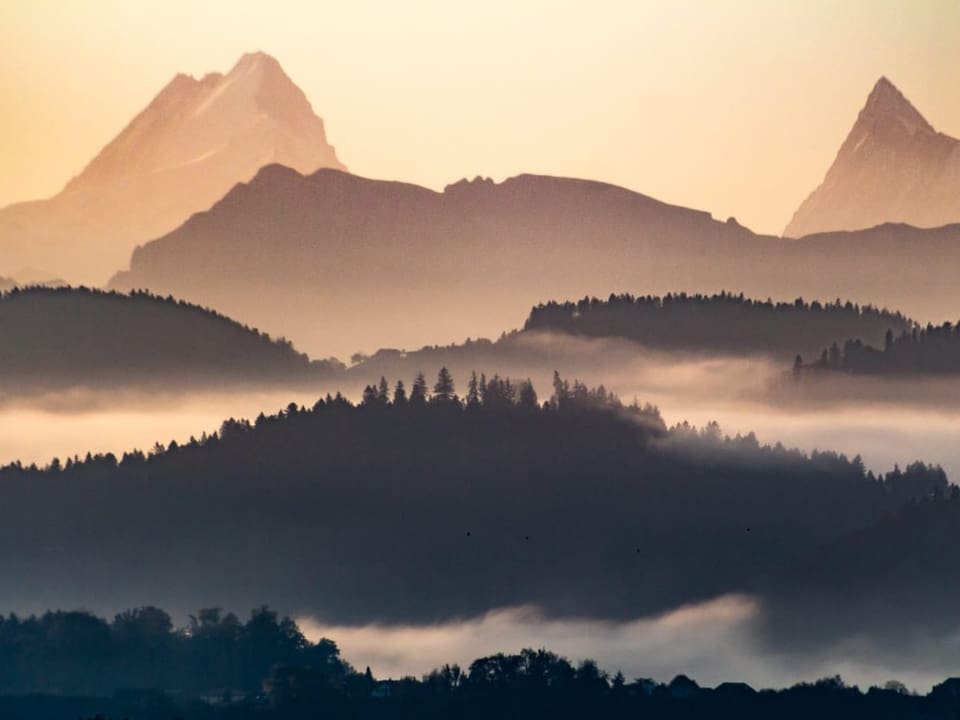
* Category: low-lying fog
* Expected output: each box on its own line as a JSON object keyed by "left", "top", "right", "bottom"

{"left": 4, "top": 335, "right": 958, "bottom": 478}
{"left": 299, "top": 597, "right": 960, "bottom": 693}
{"left": 3, "top": 334, "right": 959, "bottom": 689}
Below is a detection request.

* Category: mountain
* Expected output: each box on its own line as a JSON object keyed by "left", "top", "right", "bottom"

{"left": 785, "top": 77, "right": 960, "bottom": 237}
{"left": 0, "top": 52, "right": 344, "bottom": 285}
{"left": 0, "top": 287, "right": 340, "bottom": 395}
{"left": 109, "top": 166, "right": 783, "bottom": 356}
{"left": 110, "top": 166, "right": 960, "bottom": 357}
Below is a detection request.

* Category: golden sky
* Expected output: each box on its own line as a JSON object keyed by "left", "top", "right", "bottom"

{"left": 1, "top": 0, "right": 958, "bottom": 234}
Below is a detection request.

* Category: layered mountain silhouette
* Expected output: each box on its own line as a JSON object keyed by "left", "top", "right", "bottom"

{"left": 0, "top": 287, "right": 340, "bottom": 395}
{"left": 785, "top": 77, "right": 960, "bottom": 237}
{"left": 111, "top": 166, "right": 960, "bottom": 357}
{"left": 0, "top": 52, "right": 344, "bottom": 285}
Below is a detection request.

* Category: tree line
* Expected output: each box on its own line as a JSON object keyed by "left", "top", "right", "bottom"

{"left": 523, "top": 292, "right": 912, "bottom": 358}
{"left": 0, "top": 612, "right": 959, "bottom": 719}
{"left": 0, "top": 605, "right": 344, "bottom": 697}
{"left": 802, "top": 322, "right": 960, "bottom": 375}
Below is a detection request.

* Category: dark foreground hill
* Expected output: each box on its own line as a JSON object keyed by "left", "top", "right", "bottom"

{"left": 110, "top": 165, "right": 960, "bottom": 357}
{"left": 0, "top": 287, "right": 340, "bottom": 394}
{"left": 0, "top": 370, "right": 945, "bottom": 644}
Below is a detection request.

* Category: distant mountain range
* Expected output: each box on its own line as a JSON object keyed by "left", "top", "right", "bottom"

{"left": 110, "top": 165, "right": 960, "bottom": 357}
{"left": 0, "top": 52, "right": 344, "bottom": 286}
{"left": 785, "top": 77, "right": 960, "bottom": 236}
{"left": 0, "top": 287, "right": 340, "bottom": 395}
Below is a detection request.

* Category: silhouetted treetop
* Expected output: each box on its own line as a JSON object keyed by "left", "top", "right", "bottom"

{"left": 804, "top": 321, "right": 960, "bottom": 375}
{"left": 523, "top": 292, "right": 912, "bottom": 358}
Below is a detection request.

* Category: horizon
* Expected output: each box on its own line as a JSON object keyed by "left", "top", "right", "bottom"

{"left": 2, "top": 0, "right": 959, "bottom": 235}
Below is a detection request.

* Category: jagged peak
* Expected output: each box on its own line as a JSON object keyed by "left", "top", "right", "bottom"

{"left": 858, "top": 76, "right": 934, "bottom": 136}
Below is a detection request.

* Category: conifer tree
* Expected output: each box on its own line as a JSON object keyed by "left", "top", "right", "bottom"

{"left": 393, "top": 379, "right": 407, "bottom": 405}
{"left": 410, "top": 373, "right": 428, "bottom": 406}
{"left": 433, "top": 367, "right": 456, "bottom": 403}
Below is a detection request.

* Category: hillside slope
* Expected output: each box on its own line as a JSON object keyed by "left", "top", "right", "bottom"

{"left": 0, "top": 287, "right": 339, "bottom": 393}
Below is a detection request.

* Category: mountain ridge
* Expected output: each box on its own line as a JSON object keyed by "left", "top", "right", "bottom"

{"left": 109, "top": 163, "right": 960, "bottom": 357}
{"left": 110, "top": 165, "right": 773, "bottom": 356}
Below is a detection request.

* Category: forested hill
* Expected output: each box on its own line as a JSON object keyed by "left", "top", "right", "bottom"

{"left": 0, "top": 287, "right": 341, "bottom": 391}
{"left": 347, "top": 293, "right": 914, "bottom": 388}
{"left": 523, "top": 293, "right": 913, "bottom": 359}
{"left": 805, "top": 323, "right": 960, "bottom": 375}
{"left": 0, "top": 369, "right": 945, "bottom": 641}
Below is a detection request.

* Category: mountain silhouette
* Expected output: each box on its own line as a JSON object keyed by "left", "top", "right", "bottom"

{"left": 111, "top": 166, "right": 960, "bottom": 357}
{"left": 785, "top": 77, "right": 960, "bottom": 236}
{"left": 0, "top": 52, "right": 344, "bottom": 285}
{"left": 0, "top": 287, "right": 340, "bottom": 394}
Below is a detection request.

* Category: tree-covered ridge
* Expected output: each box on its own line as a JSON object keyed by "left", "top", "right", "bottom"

{"left": 805, "top": 322, "right": 960, "bottom": 375}
{"left": 4, "top": 607, "right": 960, "bottom": 719}
{"left": 0, "top": 286, "right": 343, "bottom": 389}
{"left": 0, "top": 370, "right": 945, "bottom": 630}
{"left": 523, "top": 292, "right": 913, "bottom": 358}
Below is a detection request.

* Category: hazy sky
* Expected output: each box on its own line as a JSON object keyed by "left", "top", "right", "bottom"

{"left": 1, "top": 0, "right": 958, "bottom": 234}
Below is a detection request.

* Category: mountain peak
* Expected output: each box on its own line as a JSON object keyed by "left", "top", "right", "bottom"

{"left": 783, "top": 77, "right": 959, "bottom": 237}
{"left": 63, "top": 51, "right": 343, "bottom": 195}
{"left": 229, "top": 50, "right": 284, "bottom": 77}
{"left": 0, "top": 51, "right": 345, "bottom": 285}
{"left": 857, "top": 76, "right": 934, "bottom": 136}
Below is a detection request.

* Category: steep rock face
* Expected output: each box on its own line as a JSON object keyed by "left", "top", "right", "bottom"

{"left": 785, "top": 77, "right": 960, "bottom": 237}
{"left": 0, "top": 52, "right": 344, "bottom": 284}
